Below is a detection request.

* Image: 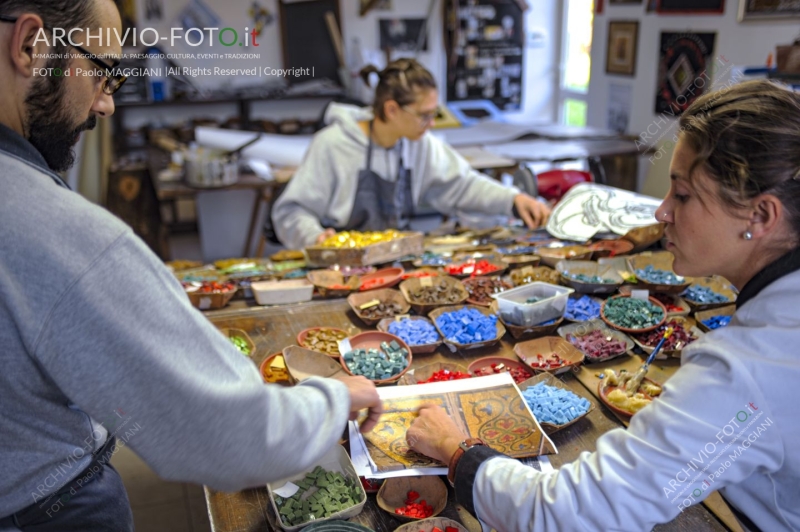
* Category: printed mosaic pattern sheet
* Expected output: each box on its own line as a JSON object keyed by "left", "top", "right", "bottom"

{"left": 355, "top": 373, "right": 556, "bottom": 473}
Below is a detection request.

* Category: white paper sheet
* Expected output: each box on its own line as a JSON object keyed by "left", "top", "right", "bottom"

{"left": 195, "top": 127, "right": 313, "bottom": 167}
{"left": 349, "top": 373, "right": 556, "bottom": 479}
{"left": 546, "top": 183, "right": 662, "bottom": 240}
{"left": 432, "top": 121, "right": 535, "bottom": 147}
{"left": 484, "top": 140, "right": 590, "bottom": 162}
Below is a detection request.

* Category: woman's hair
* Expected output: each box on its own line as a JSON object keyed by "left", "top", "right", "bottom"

{"left": 359, "top": 58, "right": 437, "bottom": 121}
{"left": 679, "top": 79, "right": 800, "bottom": 240}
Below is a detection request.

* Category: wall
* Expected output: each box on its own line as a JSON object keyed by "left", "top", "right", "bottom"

{"left": 587, "top": 3, "right": 800, "bottom": 198}
{"left": 124, "top": 0, "right": 559, "bottom": 129}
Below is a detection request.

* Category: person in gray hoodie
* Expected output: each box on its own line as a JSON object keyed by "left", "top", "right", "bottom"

{"left": 271, "top": 59, "right": 551, "bottom": 250}
{"left": 0, "top": 1, "right": 382, "bottom": 530}
{"left": 408, "top": 80, "right": 800, "bottom": 532}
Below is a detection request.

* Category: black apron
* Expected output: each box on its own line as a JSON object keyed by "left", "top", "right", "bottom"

{"left": 337, "top": 121, "right": 413, "bottom": 232}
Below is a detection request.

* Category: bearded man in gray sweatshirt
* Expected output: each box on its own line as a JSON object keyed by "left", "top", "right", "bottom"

{"left": 0, "top": 2, "right": 382, "bottom": 530}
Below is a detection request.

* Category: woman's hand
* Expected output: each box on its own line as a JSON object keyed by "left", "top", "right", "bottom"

{"left": 406, "top": 404, "right": 466, "bottom": 464}
{"left": 514, "top": 194, "right": 551, "bottom": 228}
{"left": 315, "top": 228, "right": 336, "bottom": 245}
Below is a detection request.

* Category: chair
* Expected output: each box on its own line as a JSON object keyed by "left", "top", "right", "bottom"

{"left": 534, "top": 169, "right": 593, "bottom": 203}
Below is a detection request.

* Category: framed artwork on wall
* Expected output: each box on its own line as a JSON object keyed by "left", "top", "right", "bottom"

{"left": 739, "top": 0, "right": 800, "bottom": 21}
{"left": 606, "top": 20, "right": 639, "bottom": 76}
{"left": 656, "top": 0, "right": 725, "bottom": 14}
{"left": 654, "top": 32, "right": 716, "bottom": 115}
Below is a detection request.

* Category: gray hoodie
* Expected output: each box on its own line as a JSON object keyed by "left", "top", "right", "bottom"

{"left": 272, "top": 104, "right": 519, "bottom": 249}
{"left": 0, "top": 123, "right": 350, "bottom": 518}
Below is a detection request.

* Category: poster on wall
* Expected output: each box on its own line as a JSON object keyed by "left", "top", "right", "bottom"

{"left": 607, "top": 84, "right": 632, "bottom": 134}
{"left": 444, "top": 0, "right": 525, "bottom": 111}
{"left": 739, "top": 0, "right": 800, "bottom": 20}
{"left": 654, "top": 32, "right": 716, "bottom": 115}
{"left": 379, "top": 19, "right": 428, "bottom": 51}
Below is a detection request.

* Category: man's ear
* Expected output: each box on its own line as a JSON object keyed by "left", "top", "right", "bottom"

{"left": 9, "top": 14, "right": 49, "bottom": 78}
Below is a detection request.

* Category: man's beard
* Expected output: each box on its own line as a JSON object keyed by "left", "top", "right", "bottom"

{"left": 24, "top": 64, "right": 97, "bottom": 173}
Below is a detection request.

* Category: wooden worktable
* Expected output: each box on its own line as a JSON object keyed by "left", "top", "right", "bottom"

{"left": 201, "top": 299, "right": 731, "bottom": 532}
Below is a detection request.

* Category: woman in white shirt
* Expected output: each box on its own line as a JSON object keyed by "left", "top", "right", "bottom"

{"left": 408, "top": 79, "right": 800, "bottom": 532}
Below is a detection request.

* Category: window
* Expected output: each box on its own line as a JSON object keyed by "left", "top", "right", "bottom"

{"left": 559, "top": 0, "right": 594, "bottom": 126}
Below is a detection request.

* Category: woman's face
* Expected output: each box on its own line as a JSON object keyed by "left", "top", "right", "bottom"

{"left": 655, "top": 137, "right": 750, "bottom": 280}
{"left": 391, "top": 88, "right": 438, "bottom": 141}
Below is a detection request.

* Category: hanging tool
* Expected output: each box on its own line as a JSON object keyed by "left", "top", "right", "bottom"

{"left": 625, "top": 327, "right": 673, "bottom": 396}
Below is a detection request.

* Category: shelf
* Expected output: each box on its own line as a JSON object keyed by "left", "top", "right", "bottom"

{"left": 767, "top": 71, "right": 800, "bottom": 81}
{"left": 116, "top": 92, "right": 343, "bottom": 108}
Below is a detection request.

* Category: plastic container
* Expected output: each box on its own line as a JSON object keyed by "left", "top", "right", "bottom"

{"left": 251, "top": 279, "right": 314, "bottom": 305}
{"left": 491, "top": 282, "right": 574, "bottom": 327}
{"left": 267, "top": 445, "right": 367, "bottom": 531}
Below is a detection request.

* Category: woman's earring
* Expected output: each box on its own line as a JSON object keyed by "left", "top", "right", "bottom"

{"left": 743, "top": 231, "right": 753, "bottom": 240}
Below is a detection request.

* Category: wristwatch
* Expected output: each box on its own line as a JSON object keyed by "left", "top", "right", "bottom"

{"left": 447, "top": 438, "right": 486, "bottom": 486}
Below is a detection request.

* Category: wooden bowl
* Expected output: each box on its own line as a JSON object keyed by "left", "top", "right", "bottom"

{"left": 270, "top": 249, "right": 305, "bottom": 262}
{"left": 588, "top": 239, "right": 635, "bottom": 259}
{"left": 695, "top": 304, "right": 736, "bottom": 333}
{"left": 535, "top": 245, "right": 593, "bottom": 268}
{"left": 259, "top": 352, "right": 292, "bottom": 385}
{"left": 395, "top": 518, "right": 469, "bottom": 532}
{"left": 555, "top": 259, "right": 623, "bottom": 295}
{"left": 359, "top": 267, "right": 405, "bottom": 291}
{"left": 306, "top": 270, "right": 360, "bottom": 298}
{"left": 629, "top": 317, "right": 704, "bottom": 359}
{"left": 443, "top": 258, "right": 507, "bottom": 279}
{"left": 339, "top": 331, "right": 412, "bottom": 385}
{"left": 627, "top": 251, "right": 690, "bottom": 294}
{"left": 618, "top": 287, "right": 691, "bottom": 317}
{"left": 396, "top": 362, "right": 470, "bottom": 385}
{"left": 347, "top": 289, "right": 410, "bottom": 326}
{"left": 218, "top": 328, "right": 256, "bottom": 357}
{"left": 184, "top": 283, "right": 237, "bottom": 310}
{"left": 468, "top": 356, "right": 534, "bottom": 384}
{"left": 514, "top": 336, "right": 585, "bottom": 375}
{"left": 517, "top": 372, "right": 594, "bottom": 434}
{"left": 621, "top": 223, "right": 665, "bottom": 253}
{"left": 557, "top": 319, "right": 634, "bottom": 363}
{"left": 462, "top": 277, "right": 513, "bottom": 307}
{"left": 429, "top": 305, "right": 506, "bottom": 350}
{"left": 562, "top": 294, "right": 604, "bottom": 323}
{"left": 510, "top": 266, "right": 562, "bottom": 287}
{"left": 377, "top": 316, "right": 442, "bottom": 355}
{"left": 490, "top": 301, "right": 564, "bottom": 340}
{"left": 301, "top": 521, "right": 375, "bottom": 532}
{"left": 296, "top": 327, "right": 351, "bottom": 358}
{"left": 282, "top": 345, "right": 346, "bottom": 383}
{"left": 399, "top": 275, "right": 469, "bottom": 315}
{"left": 400, "top": 268, "right": 441, "bottom": 281}
{"left": 501, "top": 254, "right": 541, "bottom": 270}
{"left": 598, "top": 377, "right": 662, "bottom": 418}
{"left": 681, "top": 275, "right": 737, "bottom": 312}
{"left": 376, "top": 476, "right": 447, "bottom": 522}
{"left": 167, "top": 259, "right": 203, "bottom": 271}
{"left": 600, "top": 295, "right": 668, "bottom": 334}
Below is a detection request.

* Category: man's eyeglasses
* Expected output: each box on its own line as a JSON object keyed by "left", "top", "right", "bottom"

{"left": 0, "top": 14, "right": 127, "bottom": 95}
{"left": 402, "top": 106, "right": 437, "bottom": 125}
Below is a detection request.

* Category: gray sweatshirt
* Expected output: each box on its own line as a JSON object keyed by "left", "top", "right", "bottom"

{"left": 0, "top": 124, "right": 350, "bottom": 517}
{"left": 272, "top": 104, "right": 519, "bottom": 249}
